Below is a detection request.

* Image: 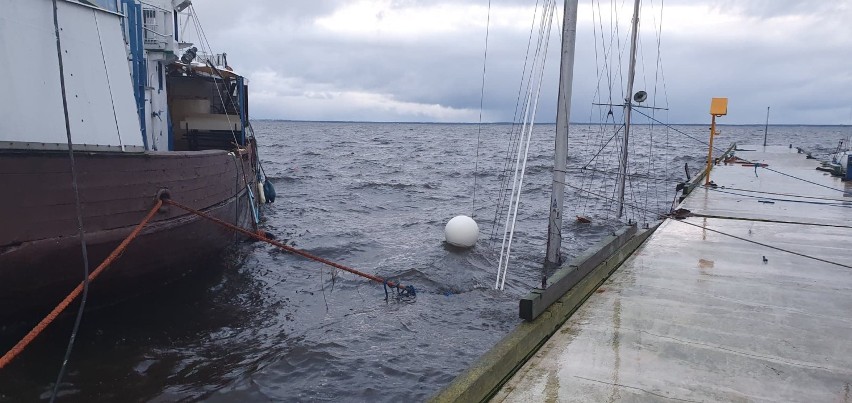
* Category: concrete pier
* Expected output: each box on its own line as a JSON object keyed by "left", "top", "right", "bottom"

{"left": 493, "top": 146, "right": 852, "bottom": 401}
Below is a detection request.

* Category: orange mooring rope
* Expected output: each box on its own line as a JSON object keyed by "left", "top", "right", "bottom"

{"left": 162, "top": 198, "right": 414, "bottom": 294}
{"left": 0, "top": 199, "right": 163, "bottom": 370}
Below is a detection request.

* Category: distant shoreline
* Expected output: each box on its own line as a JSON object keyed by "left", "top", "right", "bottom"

{"left": 251, "top": 119, "right": 850, "bottom": 127}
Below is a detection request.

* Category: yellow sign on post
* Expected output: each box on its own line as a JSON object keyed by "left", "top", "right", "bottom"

{"left": 705, "top": 97, "right": 728, "bottom": 186}
{"left": 710, "top": 97, "right": 728, "bottom": 116}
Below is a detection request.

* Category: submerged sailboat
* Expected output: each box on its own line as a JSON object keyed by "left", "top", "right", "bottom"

{"left": 0, "top": 0, "right": 266, "bottom": 319}
{"left": 493, "top": 0, "right": 662, "bottom": 295}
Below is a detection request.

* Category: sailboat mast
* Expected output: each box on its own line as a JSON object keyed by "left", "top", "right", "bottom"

{"left": 545, "top": 0, "right": 579, "bottom": 267}
{"left": 616, "top": 0, "right": 641, "bottom": 219}
{"left": 763, "top": 106, "right": 770, "bottom": 146}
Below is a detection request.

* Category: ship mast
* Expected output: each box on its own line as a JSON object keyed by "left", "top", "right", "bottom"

{"left": 615, "top": 0, "right": 642, "bottom": 219}
{"left": 545, "top": 0, "right": 579, "bottom": 267}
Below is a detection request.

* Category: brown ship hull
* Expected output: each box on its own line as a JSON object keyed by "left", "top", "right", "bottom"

{"left": 0, "top": 147, "right": 259, "bottom": 320}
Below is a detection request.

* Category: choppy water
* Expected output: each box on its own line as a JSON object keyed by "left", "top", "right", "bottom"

{"left": 1, "top": 122, "right": 848, "bottom": 401}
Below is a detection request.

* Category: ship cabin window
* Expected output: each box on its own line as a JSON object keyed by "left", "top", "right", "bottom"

{"left": 166, "top": 68, "right": 246, "bottom": 152}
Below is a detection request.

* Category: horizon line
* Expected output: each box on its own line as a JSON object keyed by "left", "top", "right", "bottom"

{"left": 250, "top": 119, "right": 851, "bottom": 127}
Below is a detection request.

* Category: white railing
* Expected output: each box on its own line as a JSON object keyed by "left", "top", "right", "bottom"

{"left": 196, "top": 52, "right": 229, "bottom": 68}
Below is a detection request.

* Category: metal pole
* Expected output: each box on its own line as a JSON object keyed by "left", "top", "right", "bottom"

{"left": 763, "top": 106, "right": 770, "bottom": 147}
{"left": 615, "top": 0, "right": 641, "bottom": 219}
{"left": 705, "top": 115, "right": 717, "bottom": 185}
{"left": 545, "top": 0, "right": 579, "bottom": 267}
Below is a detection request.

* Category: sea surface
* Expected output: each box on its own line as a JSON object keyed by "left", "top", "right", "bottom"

{"left": 1, "top": 122, "right": 849, "bottom": 401}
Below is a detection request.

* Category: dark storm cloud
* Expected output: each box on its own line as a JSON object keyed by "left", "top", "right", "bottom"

{"left": 188, "top": 0, "right": 852, "bottom": 124}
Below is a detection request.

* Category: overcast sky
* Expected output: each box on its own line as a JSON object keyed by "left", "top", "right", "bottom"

{"left": 187, "top": 0, "right": 851, "bottom": 124}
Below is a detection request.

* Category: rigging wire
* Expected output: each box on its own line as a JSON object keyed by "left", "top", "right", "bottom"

{"left": 581, "top": 0, "right": 663, "bottom": 224}
{"left": 595, "top": 0, "right": 620, "bottom": 218}
{"left": 496, "top": 0, "right": 558, "bottom": 290}
{"left": 186, "top": 6, "right": 262, "bottom": 229}
{"left": 574, "top": 166, "right": 681, "bottom": 183}
{"left": 48, "top": 1, "right": 91, "bottom": 399}
{"left": 498, "top": 0, "right": 557, "bottom": 272}
{"left": 489, "top": 0, "right": 541, "bottom": 248}
{"left": 579, "top": 1, "right": 605, "bottom": 218}
{"left": 472, "top": 0, "right": 492, "bottom": 219}
{"left": 590, "top": 0, "right": 673, "bottom": 226}
{"left": 759, "top": 166, "right": 850, "bottom": 194}
{"left": 633, "top": 33, "right": 655, "bottom": 222}
{"left": 651, "top": 0, "right": 668, "bottom": 212}
{"left": 701, "top": 187, "right": 852, "bottom": 208}
{"left": 582, "top": 0, "right": 616, "bottom": 217}
{"left": 632, "top": 108, "right": 720, "bottom": 150}
{"left": 605, "top": 1, "right": 623, "bottom": 218}
{"left": 187, "top": 5, "right": 239, "bottom": 146}
{"left": 582, "top": 124, "right": 625, "bottom": 168}
{"left": 559, "top": 181, "right": 852, "bottom": 270}
{"left": 490, "top": 0, "right": 547, "bottom": 246}
{"left": 710, "top": 186, "right": 850, "bottom": 202}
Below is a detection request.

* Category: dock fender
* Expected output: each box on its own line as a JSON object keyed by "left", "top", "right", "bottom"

{"left": 257, "top": 180, "right": 267, "bottom": 204}
{"left": 263, "top": 179, "right": 276, "bottom": 203}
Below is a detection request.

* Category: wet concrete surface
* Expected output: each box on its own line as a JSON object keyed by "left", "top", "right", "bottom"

{"left": 494, "top": 146, "right": 852, "bottom": 402}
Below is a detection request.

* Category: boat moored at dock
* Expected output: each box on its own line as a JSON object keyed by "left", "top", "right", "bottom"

{"left": 0, "top": 0, "right": 266, "bottom": 320}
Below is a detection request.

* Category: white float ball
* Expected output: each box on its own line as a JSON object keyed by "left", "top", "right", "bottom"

{"left": 445, "top": 215, "right": 479, "bottom": 248}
